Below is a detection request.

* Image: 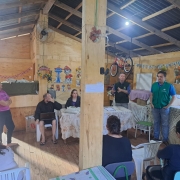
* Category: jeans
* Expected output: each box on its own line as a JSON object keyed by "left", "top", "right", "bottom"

{"left": 0, "top": 110, "right": 15, "bottom": 144}
{"left": 115, "top": 103, "right": 128, "bottom": 109}
{"left": 152, "top": 108, "right": 170, "bottom": 141}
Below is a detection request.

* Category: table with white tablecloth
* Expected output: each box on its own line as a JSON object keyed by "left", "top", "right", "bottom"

{"left": 59, "top": 106, "right": 134, "bottom": 140}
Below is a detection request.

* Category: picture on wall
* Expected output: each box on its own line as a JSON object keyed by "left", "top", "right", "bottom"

{"left": 64, "top": 66, "right": 73, "bottom": 84}
{"left": 76, "top": 66, "right": 81, "bottom": 87}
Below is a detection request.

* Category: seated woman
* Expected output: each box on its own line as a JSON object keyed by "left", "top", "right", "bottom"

{"left": 0, "top": 143, "right": 18, "bottom": 171}
{"left": 65, "top": 89, "right": 81, "bottom": 108}
{"left": 146, "top": 120, "right": 180, "bottom": 180}
{"left": 102, "top": 115, "right": 132, "bottom": 179}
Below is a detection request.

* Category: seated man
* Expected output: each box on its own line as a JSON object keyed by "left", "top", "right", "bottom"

{"left": 34, "top": 93, "right": 62, "bottom": 145}
{"left": 146, "top": 120, "right": 180, "bottom": 180}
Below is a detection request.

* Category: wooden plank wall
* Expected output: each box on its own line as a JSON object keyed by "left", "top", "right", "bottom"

{"left": 133, "top": 52, "right": 180, "bottom": 93}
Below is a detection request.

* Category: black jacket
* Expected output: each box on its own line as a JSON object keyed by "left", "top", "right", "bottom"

{"left": 34, "top": 100, "right": 62, "bottom": 120}
{"left": 65, "top": 96, "right": 81, "bottom": 108}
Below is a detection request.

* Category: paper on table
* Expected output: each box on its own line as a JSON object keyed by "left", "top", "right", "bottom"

{"left": 85, "top": 82, "right": 104, "bottom": 93}
{"left": 104, "top": 107, "right": 116, "bottom": 111}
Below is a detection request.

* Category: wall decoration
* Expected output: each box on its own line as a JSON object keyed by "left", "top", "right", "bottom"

{"left": 135, "top": 60, "right": 180, "bottom": 70}
{"left": 64, "top": 66, "right": 73, "bottom": 84}
{"left": 0, "top": 67, "right": 32, "bottom": 79}
{"left": 76, "top": 66, "right": 81, "bottom": 87}
{"left": 54, "top": 66, "right": 63, "bottom": 83}
{"left": 174, "top": 66, "right": 180, "bottom": 84}
{"left": 67, "top": 84, "right": 71, "bottom": 91}
{"left": 56, "top": 84, "right": 60, "bottom": 91}
{"left": 62, "top": 84, "right": 66, "bottom": 92}
{"left": 37, "top": 66, "right": 52, "bottom": 82}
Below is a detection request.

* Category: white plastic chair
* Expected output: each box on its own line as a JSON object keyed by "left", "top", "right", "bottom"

{"left": 0, "top": 164, "right": 30, "bottom": 180}
{"left": 132, "top": 140, "right": 162, "bottom": 180}
{"left": 36, "top": 113, "right": 59, "bottom": 142}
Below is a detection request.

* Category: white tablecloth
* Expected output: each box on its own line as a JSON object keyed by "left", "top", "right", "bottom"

{"left": 49, "top": 166, "right": 116, "bottom": 180}
{"left": 59, "top": 106, "right": 134, "bottom": 140}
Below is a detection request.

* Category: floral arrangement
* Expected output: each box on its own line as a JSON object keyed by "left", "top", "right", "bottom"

{"left": 37, "top": 66, "right": 52, "bottom": 82}
{"left": 174, "top": 66, "right": 180, "bottom": 83}
{"left": 159, "top": 65, "right": 168, "bottom": 72}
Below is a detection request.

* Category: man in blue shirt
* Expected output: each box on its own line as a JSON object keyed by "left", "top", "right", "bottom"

{"left": 150, "top": 71, "right": 176, "bottom": 146}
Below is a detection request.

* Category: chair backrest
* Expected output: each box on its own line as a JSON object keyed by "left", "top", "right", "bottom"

{"left": 105, "top": 161, "right": 135, "bottom": 179}
{"left": 174, "top": 171, "right": 180, "bottom": 180}
{"left": 143, "top": 141, "right": 162, "bottom": 161}
{"left": 0, "top": 167, "right": 30, "bottom": 180}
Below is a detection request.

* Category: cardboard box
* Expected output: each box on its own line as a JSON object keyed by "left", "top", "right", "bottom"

{"left": 137, "top": 98, "right": 147, "bottom": 106}
{"left": 25, "top": 116, "right": 36, "bottom": 132}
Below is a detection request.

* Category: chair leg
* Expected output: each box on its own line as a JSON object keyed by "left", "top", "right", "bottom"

{"left": 149, "top": 126, "right": 151, "bottom": 142}
{"left": 36, "top": 124, "right": 41, "bottom": 142}
{"left": 135, "top": 124, "right": 138, "bottom": 138}
{"left": 55, "top": 117, "right": 59, "bottom": 140}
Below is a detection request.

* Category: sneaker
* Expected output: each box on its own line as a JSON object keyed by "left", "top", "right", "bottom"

{"left": 163, "top": 141, "right": 169, "bottom": 146}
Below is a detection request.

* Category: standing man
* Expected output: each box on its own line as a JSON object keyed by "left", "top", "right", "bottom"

{"left": 35, "top": 93, "right": 62, "bottom": 145}
{"left": 150, "top": 71, "right": 176, "bottom": 146}
{"left": 0, "top": 82, "right": 15, "bottom": 146}
{"left": 112, "top": 73, "right": 131, "bottom": 109}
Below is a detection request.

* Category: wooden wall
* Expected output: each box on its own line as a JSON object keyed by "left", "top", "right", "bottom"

{"left": 132, "top": 51, "right": 180, "bottom": 94}
{"left": 0, "top": 35, "right": 34, "bottom": 82}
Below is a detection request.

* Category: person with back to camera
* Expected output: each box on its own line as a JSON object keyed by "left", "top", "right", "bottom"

{"left": 102, "top": 115, "right": 132, "bottom": 180}
{"left": 146, "top": 120, "right": 180, "bottom": 180}
{"left": 65, "top": 89, "right": 81, "bottom": 108}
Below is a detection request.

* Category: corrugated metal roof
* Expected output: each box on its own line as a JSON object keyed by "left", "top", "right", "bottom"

{"left": 48, "top": 17, "right": 60, "bottom": 28}
{"left": 50, "top": 6, "right": 70, "bottom": 19}
{"left": 68, "top": 15, "right": 82, "bottom": 27}
{"left": 57, "top": 0, "right": 82, "bottom": 9}
{"left": 59, "top": 24, "right": 78, "bottom": 35}
{"left": 165, "top": 27, "right": 180, "bottom": 41}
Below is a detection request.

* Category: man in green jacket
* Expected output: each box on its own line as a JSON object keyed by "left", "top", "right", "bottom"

{"left": 150, "top": 71, "right": 176, "bottom": 146}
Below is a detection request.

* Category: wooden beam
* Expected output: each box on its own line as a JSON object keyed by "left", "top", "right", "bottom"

{"left": 142, "top": 5, "right": 175, "bottom": 21}
{"left": 43, "top": 0, "right": 55, "bottom": 14}
{"left": 56, "top": 2, "right": 82, "bottom": 29}
{"left": 106, "top": 26, "right": 162, "bottom": 54}
{"left": 0, "top": 10, "right": 39, "bottom": 22}
{"left": 107, "top": 1, "right": 180, "bottom": 47}
{"left": 161, "top": 23, "right": 180, "bottom": 31}
{"left": 0, "top": 29, "right": 32, "bottom": 39}
{"left": 166, "top": 0, "right": 180, "bottom": 9}
{"left": 54, "top": 1, "right": 82, "bottom": 18}
{"left": 0, "top": 21, "right": 36, "bottom": 32}
{"left": 49, "top": 25, "right": 81, "bottom": 42}
{"left": 133, "top": 42, "right": 173, "bottom": 51}
{"left": 0, "top": 0, "right": 47, "bottom": 10}
{"left": 74, "top": 32, "right": 81, "bottom": 37}
{"left": 108, "top": 41, "right": 139, "bottom": 57}
{"left": 18, "top": 6, "right": 22, "bottom": 24}
{"left": 79, "top": 0, "right": 107, "bottom": 169}
{"left": 49, "top": 13, "right": 81, "bottom": 32}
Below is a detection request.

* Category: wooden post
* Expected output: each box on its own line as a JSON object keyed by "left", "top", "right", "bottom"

{"left": 79, "top": 0, "right": 107, "bottom": 169}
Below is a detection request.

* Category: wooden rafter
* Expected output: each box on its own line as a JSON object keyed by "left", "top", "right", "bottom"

{"left": 0, "top": 29, "right": 32, "bottom": 39}
{"left": 0, "top": 0, "right": 47, "bottom": 10}
{"left": 55, "top": 2, "right": 82, "bottom": 29}
{"left": 107, "top": 1, "right": 180, "bottom": 47}
{"left": 0, "top": 10, "right": 39, "bottom": 22}
{"left": 166, "top": 0, "right": 180, "bottom": 9}
{"left": 49, "top": 13, "right": 81, "bottom": 32}
{"left": 43, "top": 0, "right": 55, "bottom": 14}
{"left": 0, "top": 21, "right": 36, "bottom": 32}
{"left": 142, "top": 5, "right": 175, "bottom": 21}
{"left": 107, "top": 26, "right": 162, "bottom": 54}
{"left": 49, "top": 25, "right": 81, "bottom": 42}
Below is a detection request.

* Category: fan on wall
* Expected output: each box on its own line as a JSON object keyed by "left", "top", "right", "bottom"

{"left": 36, "top": 21, "right": 55, "bottom": 43}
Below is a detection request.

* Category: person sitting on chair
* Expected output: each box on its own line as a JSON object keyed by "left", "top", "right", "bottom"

{"left": 146, "top": 120, "right": 180, "bottom": 180}
{"left": 102, "top": 115, "right": 132, "bottom": 179}
{"left": 65, "top": 89, "right": 81, "bottom": 108}
{"left": 34, "top": 93, "right": 62, "bottom": 145}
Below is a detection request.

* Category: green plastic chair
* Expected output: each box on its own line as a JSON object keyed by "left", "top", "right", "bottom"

{"left": 135, "top": 121, "right": 153, "bottom": 142}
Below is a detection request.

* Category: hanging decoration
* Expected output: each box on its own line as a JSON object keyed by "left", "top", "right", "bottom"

{"left": 54, "top": 66, "right": 63, "bottom": 83}
{"left": 37, "top": 66, "right": 52, "bottom": 82}
{"left": 76, "top": 66, "right": 81, "bottom": 87}
{"left": 174, "top": 66, "right": 180, "bottom": 84}
{"left": 89, "top": 27, "right": 102, "bottom": 43}
{"left": 0, "top": 67, "right": 32, "bottom": 79}
{"left": 64, "top": 66, "right": 73, "bottom": 84}
{"left": 135, "top": 60, "right": 180, "bottom": 69}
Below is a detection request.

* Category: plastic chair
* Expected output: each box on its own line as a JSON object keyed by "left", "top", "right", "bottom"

{"left": 0, "top": 163, "right": 30, "bottom": 180}
{"left": 36, "top": 113, "right": 59, "bottom": 142}
{"left": 174, "top": 172, "right": 180, "bottom": 180}
{"left": 105, "top": 161, "right": 135, "bottom": 180}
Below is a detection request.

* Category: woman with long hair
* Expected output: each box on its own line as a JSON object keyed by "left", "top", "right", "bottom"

{"left": 65, "top": 89, "right": 80, "bottom": 108}
{"left": 0, "top": 143, "right": 18, "bottom": 171}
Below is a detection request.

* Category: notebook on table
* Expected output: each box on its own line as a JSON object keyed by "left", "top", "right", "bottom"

{"left": 40, "top": 112, "right": 55, "bottom": 121}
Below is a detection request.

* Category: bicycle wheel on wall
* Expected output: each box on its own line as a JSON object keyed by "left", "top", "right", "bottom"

{"left": 124, "top": 57, "right": 133, "bottom": 73}
{"left": 110, "top": 63, "right": 118, "bottom": 77}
